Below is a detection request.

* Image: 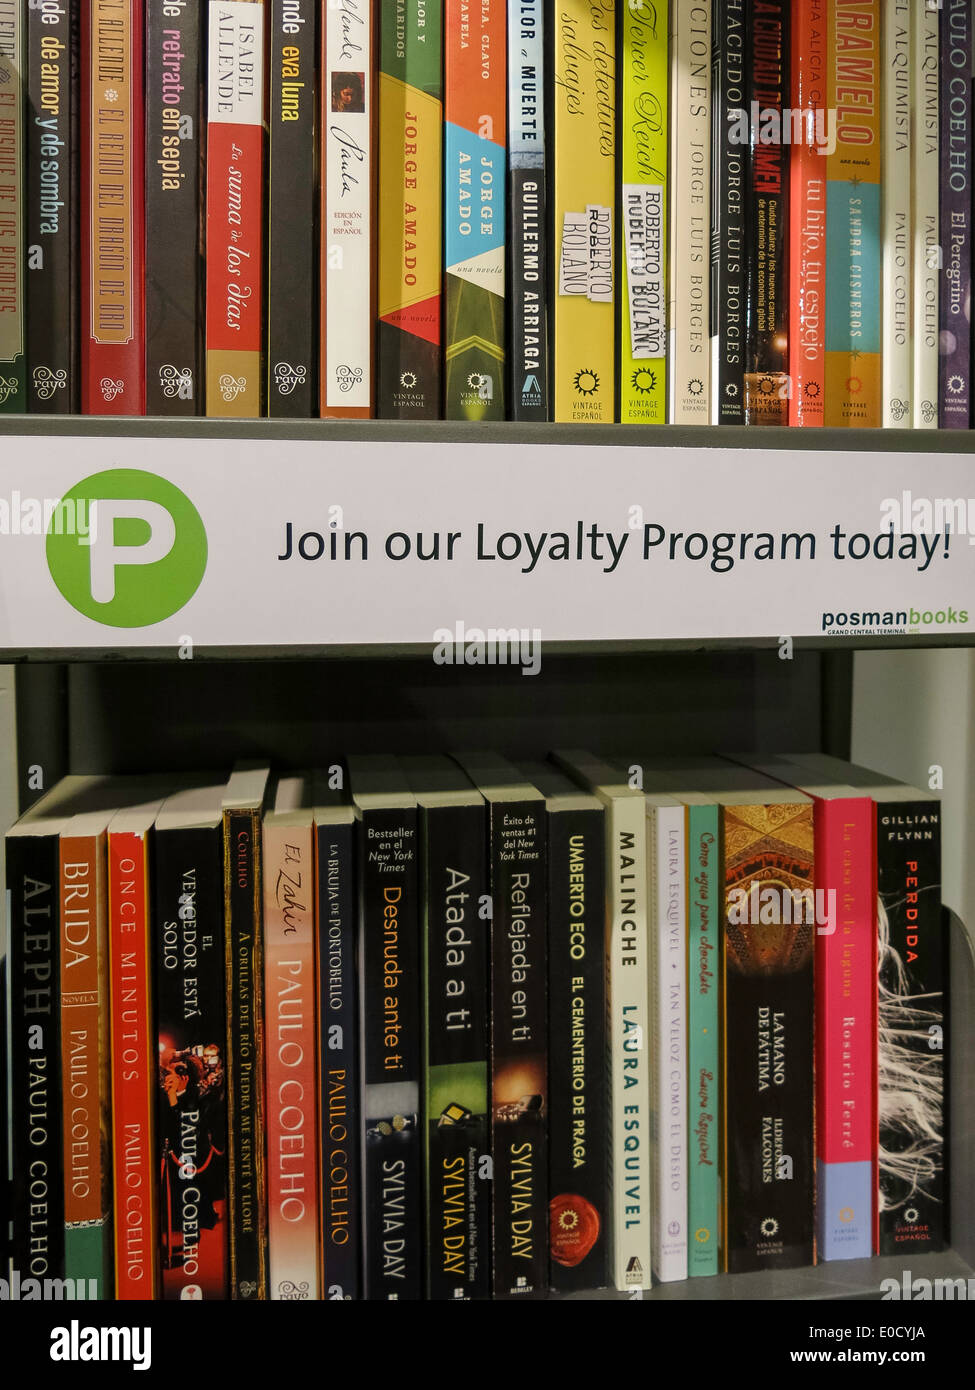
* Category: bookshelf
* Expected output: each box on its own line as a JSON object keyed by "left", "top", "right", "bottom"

{"left": 1, "top": 418, "right": 973, "bottom": 1302}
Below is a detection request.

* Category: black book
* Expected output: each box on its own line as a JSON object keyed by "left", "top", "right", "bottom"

{"left": 453, "top": 753, "right": 547, "bottom": 1300}
{"left": 743, "top": 0, "right": 790, "bottom": 424}
{"left": 6, "top": 778, "right": 98, "bottom": 1284}
{"left": 876, "top": 793, "right": 945, "bottom": 1254}
{"left": 313, "top": 776, "right": 361, "bottom": 1301}
{"left": 507, "top": 5, "right": 548, "bottom": 421}
{"left": 145, "top": 0, "right": 204, "bottom": 414}
{"left": 222, "top": 764, "right": 271, "bottom": 1300}
{"left": 348, "top": 755, "right": 422, "bottom": 1301}
{"left": 721, "top": 772, "right": 814, "bottom": 1273}
{"left": 402, "top": 756, "right": 490, "bottom": 1302}
{"left": 26, "top": 0, "right": 79, "bottom": 412}
{"left": 153, "top": 785, "right": 229, "bottom": 1299}
{"left": 710, "top": 0, "right": 747, "bottom": 423}
{"left": 267, "top": 0, "right": 317, "bottom": 416}
{"left": 528, "top": 763, "right": 608, "bottom": 1294}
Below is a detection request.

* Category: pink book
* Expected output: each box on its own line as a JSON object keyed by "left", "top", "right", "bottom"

{"left": 263, "top": 777, "right": 320, "bottom": 1300}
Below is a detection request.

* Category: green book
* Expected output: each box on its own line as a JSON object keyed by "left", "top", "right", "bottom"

{"left": 620, "top": 0, "right": 668, "bottom": 423}
{"left": 686, "top": 801, "right": 721, "bottom": 1276}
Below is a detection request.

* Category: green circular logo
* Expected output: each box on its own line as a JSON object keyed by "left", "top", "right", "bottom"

{"left": 46, "top": 469, "right": 207, "bottom": 627}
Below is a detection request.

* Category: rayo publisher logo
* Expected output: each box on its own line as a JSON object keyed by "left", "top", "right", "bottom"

{"left": 49, "top": 1320, "right": 151, "bottom": 1371}
{"left": 46, "top": 470, "right": 207, "bottom": 627}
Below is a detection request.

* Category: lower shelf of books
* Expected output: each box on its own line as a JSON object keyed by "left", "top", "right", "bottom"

{"left": 4, "top": 741, "right": 967, "bottom": 1301}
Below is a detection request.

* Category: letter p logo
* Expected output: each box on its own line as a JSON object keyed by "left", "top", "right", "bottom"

{"left": 47, "top": 470, "right": 207, "bottom": 627}
{"left": 85, "top": 499, "right": 177, "bottom": 602}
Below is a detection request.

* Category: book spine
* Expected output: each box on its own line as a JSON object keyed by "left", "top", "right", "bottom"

{"left": 360, "top": 806, "right": 421, "bottom": 1299}
{"left": 938, "top": 0, "right": 972, "bottom": 428}
{"left": 26, "top": 0, "right": 78, "bottom": 413}
{"left": 881, "top": 0, "right": 911, "bottom": 427}
{"left": 722, "top": 801, "right": 815, "bottom": 1273}
{"left": 377, "top": 1, "right": 442, "bottom": 419}
{"left": 552, "top": 0, "right": 615, "bottom": 423}
{"left": 145, "top": 0, "right": 202, "bottom": 415}
{"left": 876, "top": 799, "right": 944, "bottom": 1255}
{"left": 507, "top": 0, "right": 548, "bottom": 421}
{"left": 223, "top": 806, "right": 268, "bottom": 1298}
{"left": 788, "top": 0, "right": 827, "bottom": 427}
{"left": 620, "top": 0, "right": 668, "bottom": 425}
{"left": 205, "top": 0, "right": 264, "bottom": 418}
{"left": 743, "top": 0, "right": 789, "bottom": 425}
{"left": 8, "top": 835, "right": 65, "bottom": 1282}
{"left": 0, "top": 0, "right": 26, "bottom": 413}
{"left": 650, "top": 804, "right": 687, "bottom": 1282}
{"left": 547, "top": 805, "right": 607, "bottom": 1293}
{"left": 444, "top": 0, "right": 505, "bottom": 420}
{"left": 607, "top": 796, "right": 651, "bottom": 1290}
{"left": 267, "top": 0, "right": 316, "bottom": 417}
{"left": 825, "top": 0, "right": 881, "bottom": 427}
{"left": 687, "top": 803, "right": 720, "bottom": 1278}
{"left": 154, "top": 825, "right": 229, "bottom": 1299}
{"left": 422, "top": 802, "right": 489, "bottom": 1301}
{"left": 815, "top": 798, "right": 876, "bottom": 1262}
{"left": 668, "top": 0, "right": 710, "bottom": 423}
{"left": 60, "top": 831, "right": 111, "bottom": 1297}
{"left": 315, "top": 819, "right": 361, "bottom": 1299}
{"left": 710, "top": 0, "right": 745, "bottom": 424}
{"left": 320, "top": 0, "right": 374, "bottom": 419}
{"left": 263, "top": 819, "right": 319, "bottom": 1299}
{"left": 109, "top": 829, "right": 158, "bottom": 1297}
{"left": 489, "top": 797, "right": 546, "bottom": 1298}
{"left": 81, "top": 0, "right": 146, "bottom": 415}
{"left": 912, "top": 1, "right": 939, "bottom": 428}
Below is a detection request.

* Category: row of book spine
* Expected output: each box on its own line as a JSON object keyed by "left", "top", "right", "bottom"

{"left": 5, "top": 747, "right": 944, "bottom": 1298}
{"left": 1, "top": 2, "right": 969, "bottom": 425}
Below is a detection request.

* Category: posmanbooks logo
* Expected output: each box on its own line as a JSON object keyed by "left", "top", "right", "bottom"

{"left": 46, "top": 470, "right": 207, "bottom": 627}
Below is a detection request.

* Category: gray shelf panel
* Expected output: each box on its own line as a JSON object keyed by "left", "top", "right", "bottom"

{"left": 4, "top": 416, "right": 975, "bottom": 453}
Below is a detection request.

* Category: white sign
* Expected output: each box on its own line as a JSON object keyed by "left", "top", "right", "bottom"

{"left": 0, "top": 434, "right": 973, "bottom": 650}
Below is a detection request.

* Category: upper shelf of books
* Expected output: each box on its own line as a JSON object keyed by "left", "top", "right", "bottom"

{"left": 0, "top": 0, "right": 970, "bottom": 434}
{"left": 1, "top": 421, "right": 974, "bottom": 658}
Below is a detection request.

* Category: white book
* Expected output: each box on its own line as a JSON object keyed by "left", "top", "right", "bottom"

{"left": 668, "top": 0, "right": 711, "bottom": 423}
{"left": 322, "top": 0, "right": 374, "bottom": 414}
{"left": 553, "top": 751, "right": 651, "bottom": 1293}
{"left": 883, "top": 0, "right": 913, "bottom": 427}
{"left": 912, "top": 0, "right": 939, "bottom": 429}
{"left": 647, "top": 796, "right": 688, "bottom": 1284}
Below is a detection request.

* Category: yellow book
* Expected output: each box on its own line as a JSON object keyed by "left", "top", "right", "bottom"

{"left": 552, "top": 0, "right": 616, "bottom": 423}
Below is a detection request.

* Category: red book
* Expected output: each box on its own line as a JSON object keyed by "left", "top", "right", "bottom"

{"left": 109, "top": 796, "right": 166, "bottom": 1298}
{"left": 81, "top": 0, "right": 146, "bottom": 414}
{"left": 788, "top": 0, "right": 826, "bottom": 426}
{"left": 205, "top": 0, "right": 265, "bottom": 418}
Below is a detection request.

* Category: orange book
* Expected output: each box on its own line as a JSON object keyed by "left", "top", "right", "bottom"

{"left": 263, "top": 777, "right": 320, "bottom": 1299}
{"left": 60, "top": 807, "right": 114, "bottom": 1297}
{"left": 109, "top": 796, "right": 167, "bottom": 1298}
{"left": 788, "top": 0, "right": 826, "bottom": 426}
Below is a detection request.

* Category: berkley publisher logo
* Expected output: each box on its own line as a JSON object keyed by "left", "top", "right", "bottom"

{"left": 46, "top": 469, "right": 207, "bottom": 628}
